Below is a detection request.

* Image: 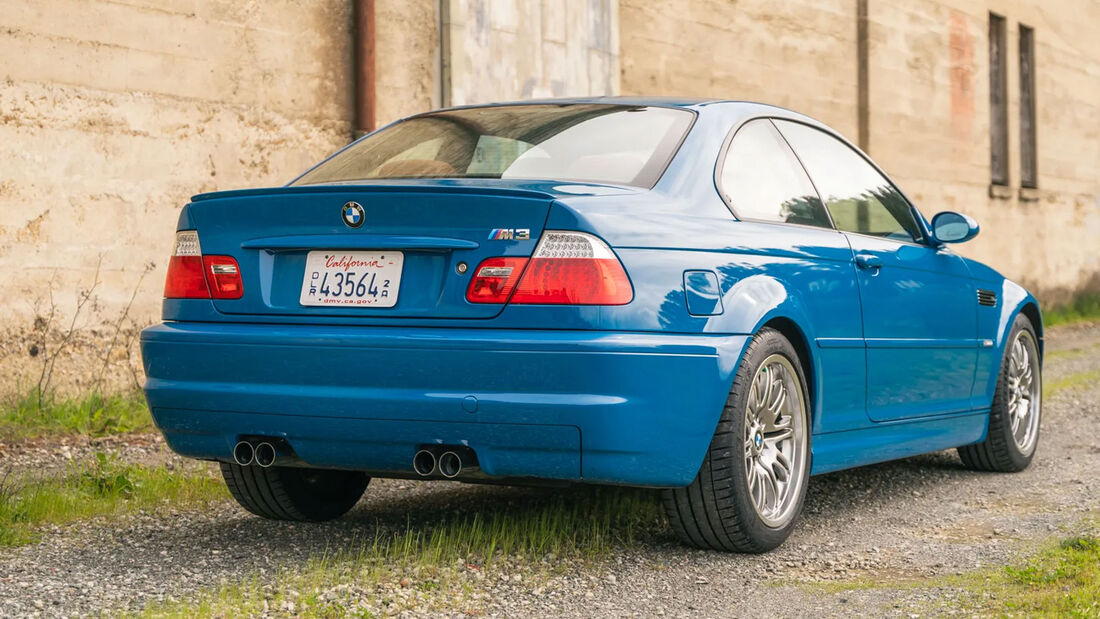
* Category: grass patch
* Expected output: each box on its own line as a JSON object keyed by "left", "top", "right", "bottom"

{"left": 0, "top": 453, "right": 226, "bottom": 547}
{"left": 1043, "top": 369, "right": 1100, "bottom": 400}
{"left": 141, "top": 486, "right": 662, "bottom": 617}
{"left": 1044, "top": 294, "right": 1100, "bottom": 327}
{"left": 950, "top": 530, "right": 1100, "bottom": 617}
{"left": 1044, "top": 344, "right": 1099, "bottom": 362}
{"left": 802, "top": 523, "right": 1100, "bottom": 617}
{"left": 0, "top": 388, "right": 152, "bottom": 441}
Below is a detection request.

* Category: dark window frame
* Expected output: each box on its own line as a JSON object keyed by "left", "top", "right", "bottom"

{"left": 1019, "top": 23, "right": 1038, "bottom": 188}
{"left": 989, "top": 13, "right": 1010, "bottom": 186}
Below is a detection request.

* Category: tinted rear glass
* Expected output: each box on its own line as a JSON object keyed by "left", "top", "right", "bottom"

{"left": 292, "top": 104, "right": 695, "bottom": 188}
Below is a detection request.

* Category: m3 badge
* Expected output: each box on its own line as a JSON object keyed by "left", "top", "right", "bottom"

{"left": 488, "top": 228, "right": 530, "bottom": 240}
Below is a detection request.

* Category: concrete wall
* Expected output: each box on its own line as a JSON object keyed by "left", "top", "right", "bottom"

{"left": 863, "top": 0, "right": 1100, "bottom": 301}
{"left": 1, "top": 0, "right": 1097, "bottom": 397}
{"left": 0, "top": 0, "right": 355, "bottom": 395}
{"left": 620, "top": 0, "right": 1100, "bottom": 302}
{"left": 442, "top": 0, "right": 619, "bottom": 106}
{"left": 376, "top": 0, "right": 441, "bottom": 125}
{"left": 622, "top": 0, "right": 860, "bottom": 135}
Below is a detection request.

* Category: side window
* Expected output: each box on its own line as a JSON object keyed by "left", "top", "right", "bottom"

{"left": 775, "top": 120, "right": 922, "bottom": 242}
{"left": 718, "top": 119, "right": 831, "bottom": 228}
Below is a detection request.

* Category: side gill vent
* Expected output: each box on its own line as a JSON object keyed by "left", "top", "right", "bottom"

{"left": 977, "top": 289, "right": 998, "bottom": 307}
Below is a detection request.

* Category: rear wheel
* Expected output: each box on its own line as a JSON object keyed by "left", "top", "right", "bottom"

{"left": 958, "top": 314, "right": 1042, "bottom": 472}
{"left": 663, "top": 328, "right": 811, "bottom": 552}
{"left": 220, "top": 463, "right": 369, "bottom": 521}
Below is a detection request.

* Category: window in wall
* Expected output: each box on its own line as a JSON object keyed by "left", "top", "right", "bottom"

{"left": 1019, "top": 24, "right": 1037, "bottom": 188}
{"left": 775, "top": 120, "right": 922, "bottom": 243}
{"left": 717, "top": 119, "right": 831, "bottom": 228}
{"left": 989, "top": 13, "right": 1009, "bottom": 186}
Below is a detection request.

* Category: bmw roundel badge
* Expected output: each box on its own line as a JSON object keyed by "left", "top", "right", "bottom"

{"left": 341, "top": 201, "right": 365, "bottom": 229}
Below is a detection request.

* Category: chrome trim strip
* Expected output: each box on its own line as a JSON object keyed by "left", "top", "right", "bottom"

{"left": 865, "top": 338, "right": 983, "bottom": 349}
{"left": 817, "top": 337, "right": 984, "bottom": 349}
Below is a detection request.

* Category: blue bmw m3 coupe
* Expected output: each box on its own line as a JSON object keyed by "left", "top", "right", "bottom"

{"left": 141, "top": 98, "right": 1043, "bottom": 552}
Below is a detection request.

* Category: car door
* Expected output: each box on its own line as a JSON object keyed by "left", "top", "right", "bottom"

{"left": 775, "top": 120, "right": 979, "bottom": 422}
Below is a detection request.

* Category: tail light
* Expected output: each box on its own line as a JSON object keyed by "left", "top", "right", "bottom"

{"left": 164, "top": 231, "right": 243, "bottom": 299}
{"left": 465, "top": 231, "right": 632, "bottom": 305}
{"left": 164, "top": 231, "right": 209, "bottom": 298}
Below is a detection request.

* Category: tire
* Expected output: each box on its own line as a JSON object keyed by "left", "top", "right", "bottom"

{"left": 662, "top": 327, "right": 812, "bottom": 553}
{"left": 220, "top": 463, "right": 370, "bottom": 522}
{"left": 958, "top": 314, "right": 1042, "bottom": 472}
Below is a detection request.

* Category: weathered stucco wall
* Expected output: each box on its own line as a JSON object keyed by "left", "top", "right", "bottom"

{"left": 443, "top": 0, "right": 619, "bottom": 106}
{"left": 621, "top": 0, "right": 860, "bottom": 135}
{"left": 2, "top": 0, "right": 1098, "bottom": 398}
{"left": 864, "top": 0, "right": 1100, "bottom": 301}
{"left": 0, "top": 0, "right": 355, "bottom": 395}
{"left": 376, "top": 0, "right": 441, "bottom": 125}
{"left": 620, "top": 0, "right": 1100, "bottom": 302}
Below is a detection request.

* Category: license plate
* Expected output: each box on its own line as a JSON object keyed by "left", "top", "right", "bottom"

{"left": 300, "top": 251, "right": 403, "bottom": 307}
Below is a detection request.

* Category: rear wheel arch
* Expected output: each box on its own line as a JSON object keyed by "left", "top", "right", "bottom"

{"left": 758, "top": 316, "right": 817, "bottom": 426}
{"left": 663, "top": 325, "right": 814, "bottom": 551}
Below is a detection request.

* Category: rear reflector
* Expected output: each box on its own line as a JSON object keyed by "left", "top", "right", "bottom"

{"left": 203, "top": 255, "right": 243, "bottom": 299}
{"left": 465, "top": 257, "right": 528, "bottom": 303}
{"left": 466, "top": 231, "right": 632, "bottom": 306}
{"left": 164, "top": 231, "right": 244, "bottom": 300}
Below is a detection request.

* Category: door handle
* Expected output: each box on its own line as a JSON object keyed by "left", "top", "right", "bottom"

{"left": 855, "top": 254, "right": 883, "bottom": 270}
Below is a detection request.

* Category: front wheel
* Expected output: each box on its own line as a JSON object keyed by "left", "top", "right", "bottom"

{"left": 958, "top": 314, "right": 1042, "bottom": 472}
{"left": 221, "top": 463, "right": 370, "bottom": 521}
{"left": 663, "top": 328, "right": 811, "bottom": 553}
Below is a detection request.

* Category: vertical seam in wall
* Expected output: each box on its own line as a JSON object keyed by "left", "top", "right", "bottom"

{"left": 857, "top": 0, "right": 870, "bottom": 153}
{"left": 439, "top": 0, "right": 451, "bottom": 108}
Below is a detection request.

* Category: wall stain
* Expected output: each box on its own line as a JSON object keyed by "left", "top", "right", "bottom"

{"left": 948, "top": 10, "right": 975, "bottom": 138}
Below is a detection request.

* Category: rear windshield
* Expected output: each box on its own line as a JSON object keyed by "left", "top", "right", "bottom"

{"left": 291, "top": 104, "right": 695, "bottom": 188}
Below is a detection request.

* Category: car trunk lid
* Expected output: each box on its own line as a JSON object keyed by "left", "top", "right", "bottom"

{"left": 186, "top": 182, "right": 563, "bottom": 319}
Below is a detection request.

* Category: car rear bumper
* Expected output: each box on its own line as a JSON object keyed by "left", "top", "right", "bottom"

{"left": 141, "top": 322, "right": 746, "bottom": 487}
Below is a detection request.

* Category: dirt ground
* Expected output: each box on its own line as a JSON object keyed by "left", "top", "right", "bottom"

{"left": 1, "top": 322, "right": 1098, "bottom": 617}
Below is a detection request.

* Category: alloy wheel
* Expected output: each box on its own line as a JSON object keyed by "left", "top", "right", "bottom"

{"left": 1006, "top": 329, "right": 1041, "bottom": 455}
{"left": 743, "top": 354, "right": 808, "bottom": 528}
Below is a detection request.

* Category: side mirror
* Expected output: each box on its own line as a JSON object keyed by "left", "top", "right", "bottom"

{"left": 931, "top": 211, "right": 980, "bottom": 244}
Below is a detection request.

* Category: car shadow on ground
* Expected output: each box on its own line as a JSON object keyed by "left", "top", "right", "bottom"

{"left": 146, "top": 448, "right": 984, "bottom": 568}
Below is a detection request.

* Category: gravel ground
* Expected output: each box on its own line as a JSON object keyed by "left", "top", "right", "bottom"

{"left": 0, "top": 432, "right": 171, "bottom": 479}
{"left": 1, "top": 323, "right": 1098, "bottom": 617}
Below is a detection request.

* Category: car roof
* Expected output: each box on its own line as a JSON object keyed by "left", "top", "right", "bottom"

{"left": 421, "top": 97, "right": 823, "bottom": 128}
{"left": 425, "top": 96, "right": 799, "bottom": 114}
{"left": 438, "top": 96, "right": 716, "bottom": 109}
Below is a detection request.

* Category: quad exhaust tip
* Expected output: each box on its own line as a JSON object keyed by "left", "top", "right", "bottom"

{"left": 413, "top": 449, "right": 437, "bottom": 476}
{"left": 233, "top": 441, "right": 255, "bottom": 466}
{"left": 438, "top": 451, "right": 462, "bottom": 478}
{"left": 254, "top": 442, "right": 277, "bottom": 468}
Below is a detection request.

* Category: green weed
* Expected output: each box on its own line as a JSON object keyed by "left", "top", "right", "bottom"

{"left": 960, "top": 531, "right": 1100, "bottom": 617}
{"left": 802, "top": 523, "right": 1100, "bottom": 618}
{"left": 1043, "top": 369, "right": 1100, "bottom": 400}
{"left": 0, "top": 388, "right": 152, "bottom": 440}
{"left": 0, "top": 455, "right": 225, "bottom": 547}
{"left": 1044, "top": 293, "right": 1100, "bottom": 327}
